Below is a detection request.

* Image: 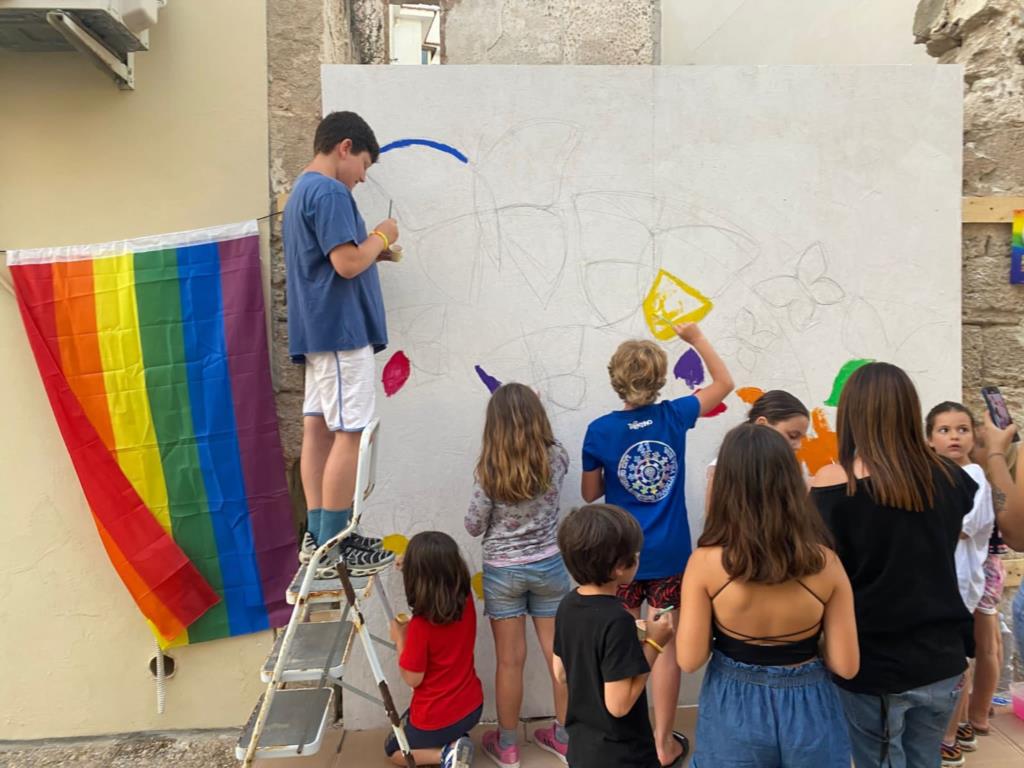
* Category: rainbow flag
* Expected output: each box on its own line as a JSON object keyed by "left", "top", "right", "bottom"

{"left": 1012, "top": 210, "right": 1024, "bottom": 284}
{"left": 8, "top": 221, "right": 296, "bottom": 645}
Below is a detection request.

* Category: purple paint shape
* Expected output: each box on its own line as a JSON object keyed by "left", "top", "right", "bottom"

{"left": 475, "top": 365, "right": 502, "bottom": 393}
{"left": 673, "top": 349, "right": 705, "bottom": 389}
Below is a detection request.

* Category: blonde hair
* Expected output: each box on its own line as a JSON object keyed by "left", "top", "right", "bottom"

{"left": 476, "top": 383, "right": 555, "bottom": 503}
{"left": 608, "top": 340, "right": 666, "bottom": 407}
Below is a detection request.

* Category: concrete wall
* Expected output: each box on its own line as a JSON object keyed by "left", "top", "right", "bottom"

{"left": 0, "top": 0, "right": 273, "bottom": 739}
{"left": 662, "top": 0, "right": 931, "bottom": 64}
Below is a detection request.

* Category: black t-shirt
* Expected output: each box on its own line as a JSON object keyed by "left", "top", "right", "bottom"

{"left": 811, "top": 461, "right": 977, "bottom": 695}
{"left": 554, "top": 590, "right": 658, "bottom": 768}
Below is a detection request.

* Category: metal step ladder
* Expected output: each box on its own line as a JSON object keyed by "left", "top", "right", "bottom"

{"left": 237, "top": 418, "right": 415, "bottom": 766}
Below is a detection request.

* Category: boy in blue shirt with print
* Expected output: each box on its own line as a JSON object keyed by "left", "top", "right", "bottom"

{"left": 581, "top": 322, "right": 732, "bottom": 767}
{"left": 284, "top": 111, "right": 399, "bottom": 575}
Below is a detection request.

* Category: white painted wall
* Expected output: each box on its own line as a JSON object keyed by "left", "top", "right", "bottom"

{"left": 661, "top": 0, "right": 932, "bottom": 64}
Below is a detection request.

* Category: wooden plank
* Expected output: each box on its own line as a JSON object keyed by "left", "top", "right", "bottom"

{"left": 1004, "top": 554, "right": 1024, "bottom": 589}
{"left": 962, "top": 196, "right": 1024, "bottom": 224}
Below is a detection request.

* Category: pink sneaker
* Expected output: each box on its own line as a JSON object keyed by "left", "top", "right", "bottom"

{"left": 533, "top": 724, "right": 569, "bottom": 765}
{"left": 482, "top": 729, "right": 520, "bottom": 768}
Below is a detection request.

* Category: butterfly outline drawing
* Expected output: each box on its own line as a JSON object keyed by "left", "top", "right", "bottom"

{"left": 752, "top": 242, "right": 846, "bottom": 331}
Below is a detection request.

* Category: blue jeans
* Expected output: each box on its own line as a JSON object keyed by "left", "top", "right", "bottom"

{"left": 482, "top": 552, "right": 571, "bottom": 619}
{"left": 692, "top": 652, "right": 851, "bottom": 767}
{"left": 1013, "top": 585, "right": 1024, "bottom": 667}
{"left": 837, "top": 673, "right": 962, "bottom": 767}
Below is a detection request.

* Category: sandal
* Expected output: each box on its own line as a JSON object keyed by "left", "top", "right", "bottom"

{"left": 659, "top": 731, "right": 689, "bottom": 768}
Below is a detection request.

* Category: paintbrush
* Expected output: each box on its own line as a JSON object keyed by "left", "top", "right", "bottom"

{"left": 653, "top": 604, "right": 677, "bottom": 618}
{"left": 385, "top": 200, "right": 403, "bottom": 262}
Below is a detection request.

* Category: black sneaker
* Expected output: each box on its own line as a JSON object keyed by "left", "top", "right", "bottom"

{"left": 344, "top": 531, "right": 384, "bottom": 551}
{"left": 340, "top": 544, "right": 395, "bottom": 576}
{"left": 298, "top": 531, "right": 318, "bottom": 564}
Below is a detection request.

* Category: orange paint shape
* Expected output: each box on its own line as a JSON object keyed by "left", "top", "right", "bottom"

{"left": 382, "top": 533, "right": 408, "bottom": 555}
{"left": 642, "top": 269, "right": 713, "bottom": 340}
{"left": 796, "top": 408, "right": 839, "bottom": 476}
{"left": 736, "top": 386, "right": 764, "bottom": 405}
{"left": 471, "top": 571, "right": 484, "bottom": 601}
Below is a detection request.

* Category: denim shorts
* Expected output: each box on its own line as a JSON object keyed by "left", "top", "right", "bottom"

{"left": 482, "top": 552, "right": 571, "bottom": 619}
{"left": 692, "top": 652, "right": 851, "bottom": 768}
{"left": 837, "top": 672, "right": 961, "bottom": 767}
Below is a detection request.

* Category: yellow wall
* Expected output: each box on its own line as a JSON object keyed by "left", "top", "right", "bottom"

{"left": 0, "top": 0, "right": 273, "bottom": 739}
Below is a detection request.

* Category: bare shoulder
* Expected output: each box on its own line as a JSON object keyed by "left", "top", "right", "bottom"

{"left": 811, "top": 463, "right": 847, "bottom": 488}
{"left": 686, "top": 546, "right": 725, "bottom": 584}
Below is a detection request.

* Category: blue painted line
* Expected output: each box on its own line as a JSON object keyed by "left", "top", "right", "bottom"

{"left": 380, "top": 138, "right": 470, "bottom": 164}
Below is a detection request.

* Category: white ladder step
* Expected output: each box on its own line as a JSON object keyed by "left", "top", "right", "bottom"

{"left": 261, "top": 620, "right": 355, "bottom": 683}
{"left": 236, "top": 688, "right": 334, "bottom": 760}
{"left": 286, "top": 564, "right": 370, "bottom": 605}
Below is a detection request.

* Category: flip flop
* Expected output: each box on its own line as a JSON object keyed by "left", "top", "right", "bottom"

{"left": 659, "top": 731, "right": 690, "bottom": 768}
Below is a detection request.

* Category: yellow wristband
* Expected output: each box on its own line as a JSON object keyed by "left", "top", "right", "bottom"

{"left": 644, "top": 637, "right": 664, "bottom": 654}
{"left": 370, "top": 230, "right": 390, "bottom": 251}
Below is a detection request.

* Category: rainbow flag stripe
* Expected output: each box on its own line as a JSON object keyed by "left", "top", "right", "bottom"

{"left": 8, "top": 221, "right": 296, "bottom": 644}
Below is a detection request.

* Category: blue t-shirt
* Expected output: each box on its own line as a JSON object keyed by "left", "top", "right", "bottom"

{"left": 582, "top": 396, "right": 701, "bottom": 580}
{"left": 284, "top": 171, "right": 387, "bottom": 362}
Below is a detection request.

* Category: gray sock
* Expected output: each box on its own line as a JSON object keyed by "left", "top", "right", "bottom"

{"left": 554, "top": 721, "right": 569, "bottom": 744}
{"left": 498, "top": 728, "right": 517, "bottom": 749}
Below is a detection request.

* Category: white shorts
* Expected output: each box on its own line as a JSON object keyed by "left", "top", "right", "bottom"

{"left": 302, "top": 346, "right": 376, "bottom": 432}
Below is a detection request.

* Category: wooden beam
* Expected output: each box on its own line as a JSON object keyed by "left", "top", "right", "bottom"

{"left": 962, "top": 196, "right": 1024, "bottom": 224}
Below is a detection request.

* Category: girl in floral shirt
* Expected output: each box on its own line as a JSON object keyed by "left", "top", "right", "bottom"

{"left": 465, "top": 383, "right": 571, "bottom": 767}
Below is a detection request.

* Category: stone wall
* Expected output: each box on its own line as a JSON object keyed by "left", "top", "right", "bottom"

{"left": 441, "top": 0, "right": 659, "bottom": 64}
{"left": 915, "top": 0, "right": 1024, "bottom": 413}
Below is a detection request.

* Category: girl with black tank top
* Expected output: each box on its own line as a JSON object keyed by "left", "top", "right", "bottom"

{"left": 811, "top": 363, "right": 976, "bottom": 768}
{"left": 677, "top": 424, "right": 858, "bottom": 767}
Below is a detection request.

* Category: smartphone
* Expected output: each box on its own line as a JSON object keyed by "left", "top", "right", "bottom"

{"left": 981, "top": 386, "right": 1020, "bottom": 442}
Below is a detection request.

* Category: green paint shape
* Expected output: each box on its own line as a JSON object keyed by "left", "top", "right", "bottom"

{"left": 825, "top": 359, "right": 873, "bottom": 407}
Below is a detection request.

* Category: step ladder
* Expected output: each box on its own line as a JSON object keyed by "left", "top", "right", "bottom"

{"left": 237, "top": 418, "right": 415, "bottom": 767}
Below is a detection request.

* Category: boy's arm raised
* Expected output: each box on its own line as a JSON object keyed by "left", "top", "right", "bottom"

{"left": 674, "top": 323, "right": 734, "bottom": 416}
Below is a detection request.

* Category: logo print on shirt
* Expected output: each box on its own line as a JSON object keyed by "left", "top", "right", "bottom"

{"left": 617, "top": 440, "right": 678, "bottom": 503}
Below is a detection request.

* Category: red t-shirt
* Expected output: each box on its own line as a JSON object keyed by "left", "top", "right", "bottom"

{"left": 399, "top": 595, "right": 483, "bottom": 730}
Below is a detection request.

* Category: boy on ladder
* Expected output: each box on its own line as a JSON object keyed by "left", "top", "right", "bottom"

{"left": 284, "top": 110, "right": 399, "bottom": 576}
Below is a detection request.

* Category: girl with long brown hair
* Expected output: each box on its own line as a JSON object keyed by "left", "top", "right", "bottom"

{"left": 464, "top": 383, "right": 571, "bottom": 766}
{"left": 387, "top": 531, "right": 481, "bottom": 768}
{"left": 678, "top": 424, "right": 858, "bottom": 766}
{"left": 811, "top": 362, "right": 978, "bottom": 767}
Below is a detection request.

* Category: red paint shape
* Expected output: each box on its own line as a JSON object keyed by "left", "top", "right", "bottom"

{"left": 382, "top": 351, "right": 411, "bottom": 397}
{"left": 695, "top": 388, "right": 728, "bottom": 418}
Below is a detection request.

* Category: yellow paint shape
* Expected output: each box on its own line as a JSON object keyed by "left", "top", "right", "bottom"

{"left": 642, "top": 269, "right": 713, "bottom": 340}
{"left": 471, "top": 571, "right": 484, "bottom": 601}
{"left": 382, "top": 534, "right": 408, "bottom": 555}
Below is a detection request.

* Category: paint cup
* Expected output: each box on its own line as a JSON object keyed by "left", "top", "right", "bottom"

{"left": 388, "top": 244, "right": 403, "bottom": 262}
{"left": 395, "top": 612, "right": 410, "bottom": 626}
{"left": 635, "top": 619, "right": 647, "bottom": 641}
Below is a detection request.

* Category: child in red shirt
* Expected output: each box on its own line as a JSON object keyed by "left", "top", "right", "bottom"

{"left": 388, "top": 531, "right": 483, "bottom": 768}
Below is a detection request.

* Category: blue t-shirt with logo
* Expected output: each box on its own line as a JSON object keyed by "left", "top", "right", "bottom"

{"left": 284, "top": 171, "right": 387, "bottom": 362}
{"left": 582, "top": 396, "right": 701, "bottom": 580}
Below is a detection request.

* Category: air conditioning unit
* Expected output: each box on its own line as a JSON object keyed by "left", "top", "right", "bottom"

{"left": 0, "top": 1, "right": 167, "bottom": 89}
